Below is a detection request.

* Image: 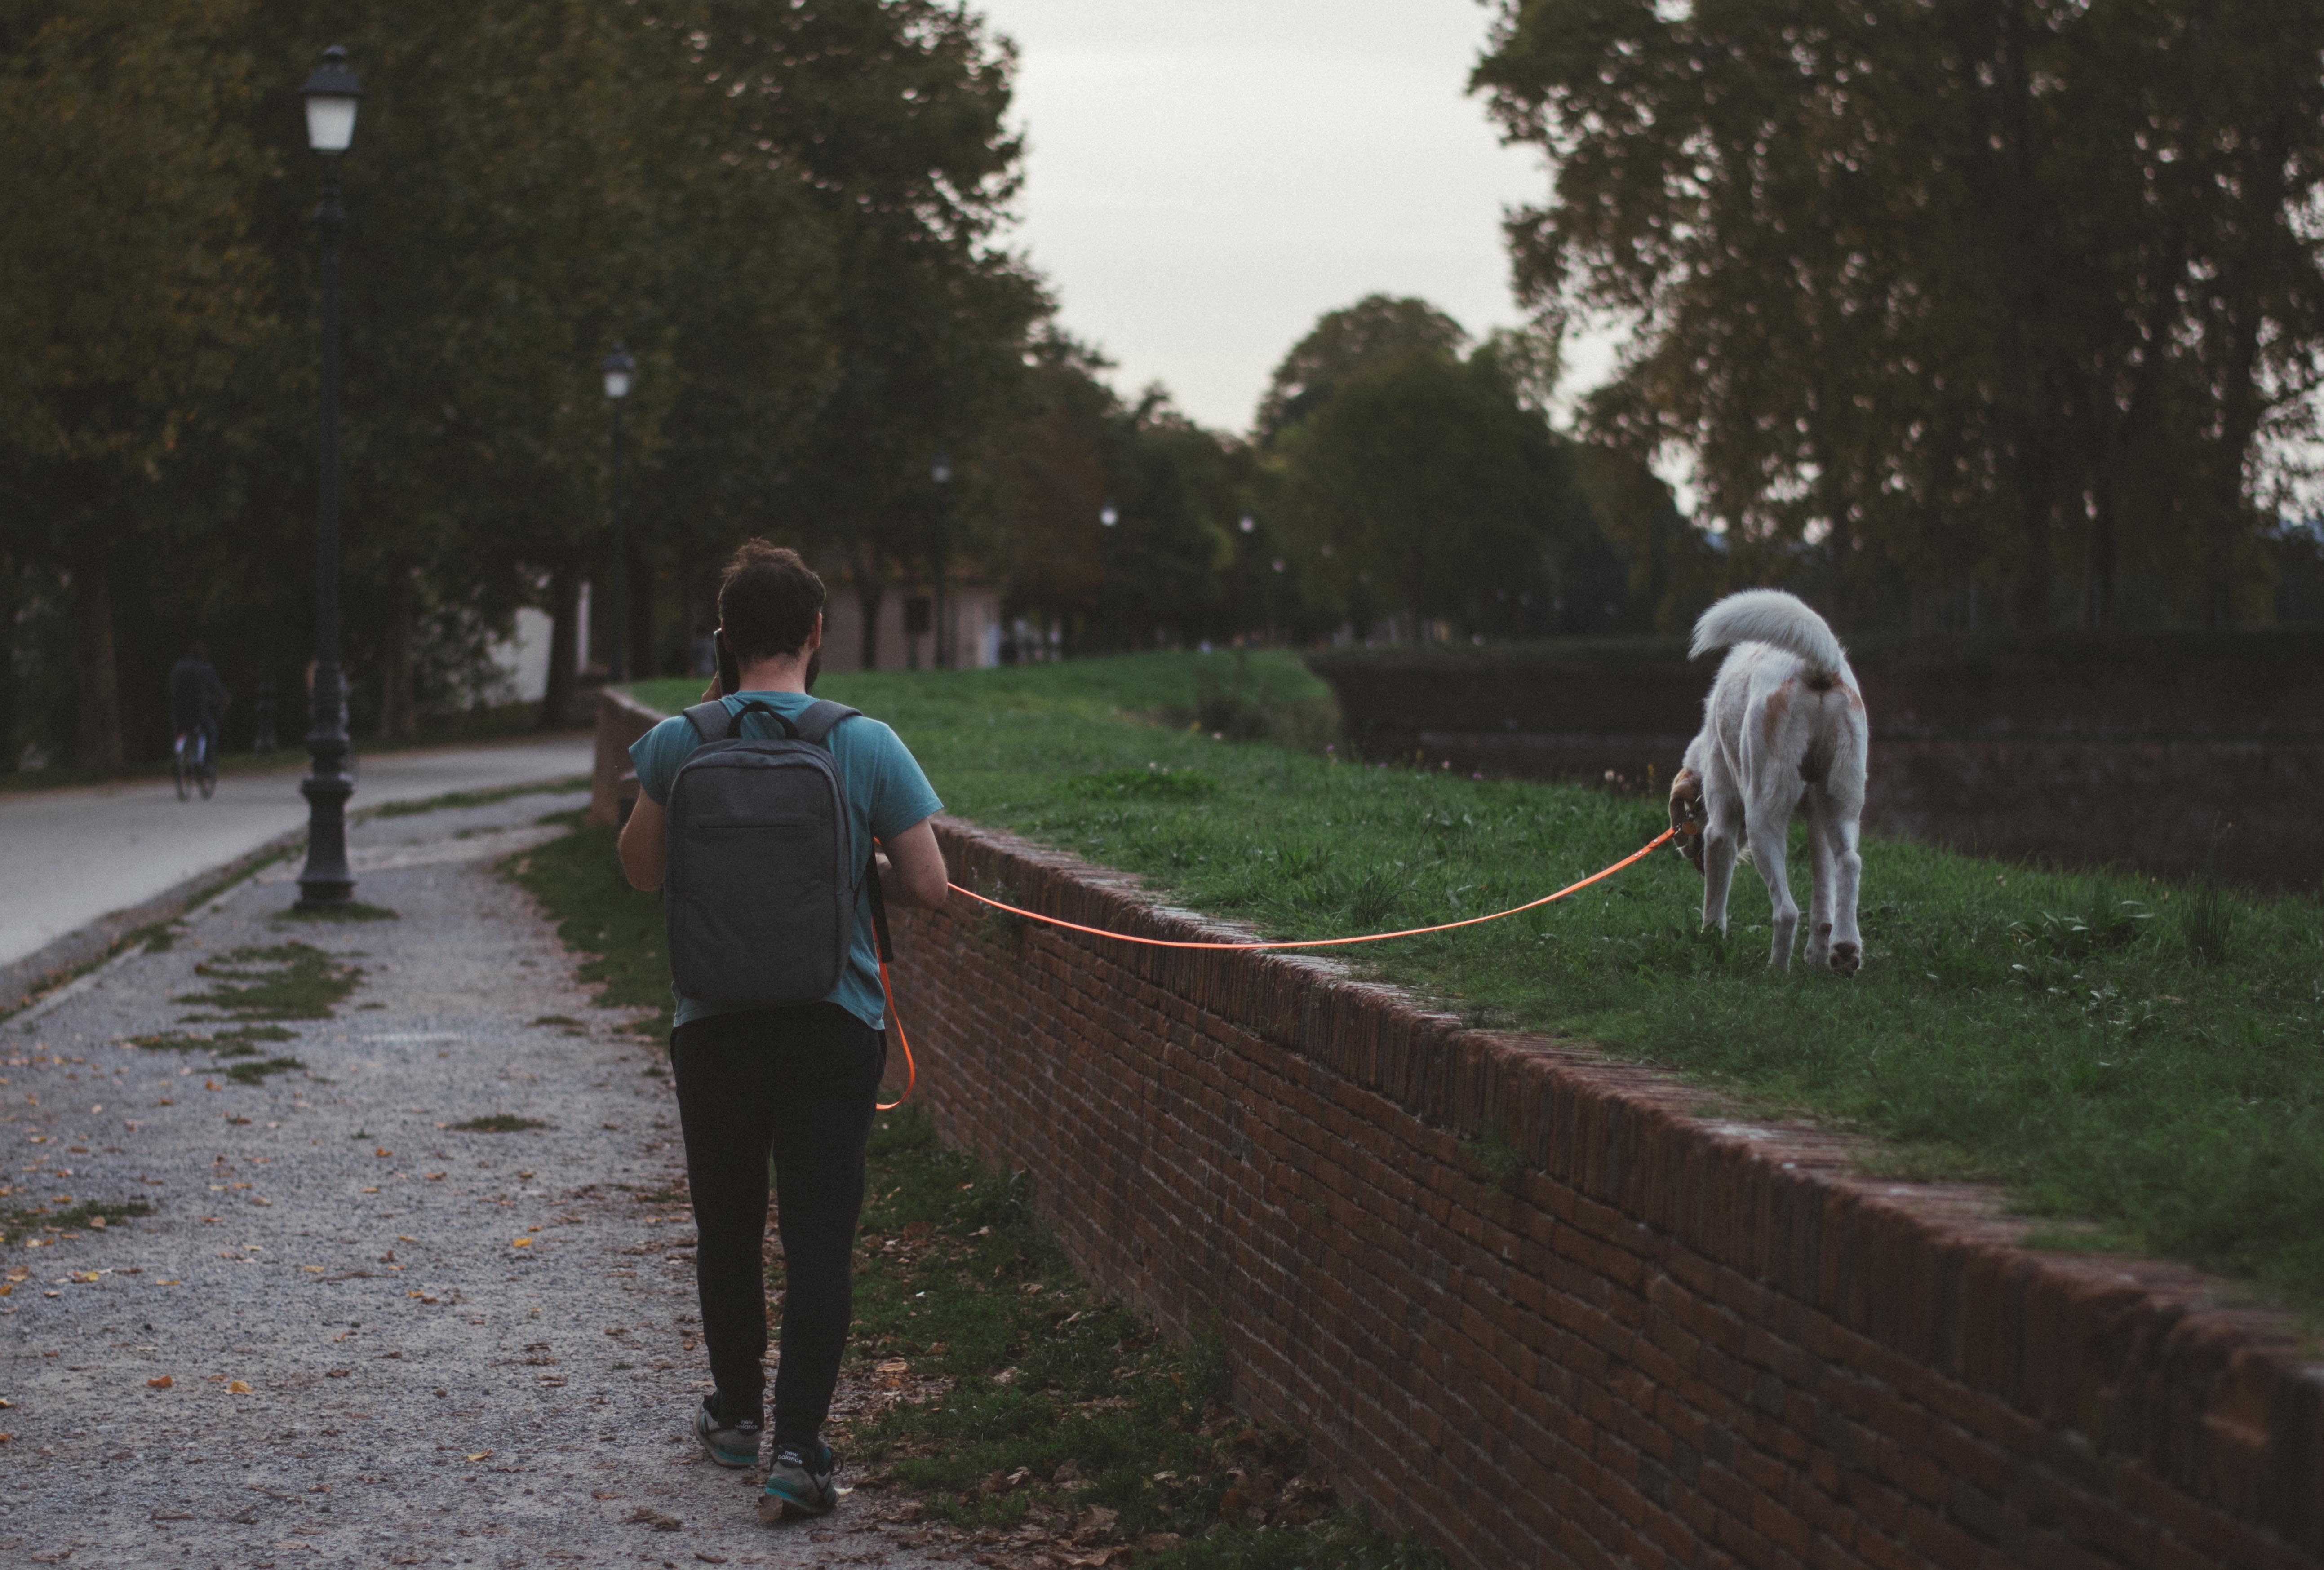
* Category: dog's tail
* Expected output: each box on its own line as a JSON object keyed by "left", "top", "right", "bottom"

{"left": 1690, "top": 589, "right": 1848, "bottom": 677}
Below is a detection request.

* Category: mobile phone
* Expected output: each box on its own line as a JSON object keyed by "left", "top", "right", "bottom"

{"left": 715, "top": 629, "right": 740, "bottom": 696}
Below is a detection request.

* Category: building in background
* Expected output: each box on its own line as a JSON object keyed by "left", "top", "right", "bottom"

{"left": 819, "top": 577, "right": 1001, "bottom": 672}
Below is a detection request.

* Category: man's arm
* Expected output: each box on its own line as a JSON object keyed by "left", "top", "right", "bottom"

{"left": 878, "top": 817, "right": 949, "bottom": 911}
{"left": 619, "top": 794, "right": 666, "bottom": 891}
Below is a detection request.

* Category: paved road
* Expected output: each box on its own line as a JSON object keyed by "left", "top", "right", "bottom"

{"left": 0, "top": 738, "right": 593, "bottom": 972}
{"left": 0, "top": 789, "right": 954, "bottom": 1566}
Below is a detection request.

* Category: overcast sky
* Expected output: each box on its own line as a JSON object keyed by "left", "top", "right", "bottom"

{"left": 972, "top": 0, "right": 1592, "bottom": 435}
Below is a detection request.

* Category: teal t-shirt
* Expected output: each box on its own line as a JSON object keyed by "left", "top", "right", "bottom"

{"left": 628, "top": 691, "right": 943, "bottom": 1033}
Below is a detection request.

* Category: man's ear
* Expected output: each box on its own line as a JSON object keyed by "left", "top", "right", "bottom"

{"left": 806, "top": 611, "right": 824, "bottom": 653}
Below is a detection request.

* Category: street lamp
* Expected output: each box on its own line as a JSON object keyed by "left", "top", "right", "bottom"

{"left": 1100, "top": 503, "right": 1118, "bottom": 528}
{"left": 602, "top": 344, "right": 635, "bottom": 682}
{"left": 930, "top": 450, "right": 953, "bottom": 668}
{"left": 293, "top": 44, "right": 363, "bottom": 911}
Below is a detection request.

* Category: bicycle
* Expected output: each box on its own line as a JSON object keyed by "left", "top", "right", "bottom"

{"left": 172, "top": 728, "right": 218, "bottom": 800}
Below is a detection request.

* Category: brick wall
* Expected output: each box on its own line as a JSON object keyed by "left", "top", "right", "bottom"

{"left": 1307, "top": 630, "right": 2324, "bottom": 891}
{"left": 889, "top": 818, "right": 2323, "bottom": 1570}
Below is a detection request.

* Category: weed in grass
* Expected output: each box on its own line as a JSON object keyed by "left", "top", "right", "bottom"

{"left": 530, "top": 1014, "right": 584, "bottom": 1027}
{"left": 2, "top": 1198, "right": 153, "bottom": 1247}
{"left": 2174, "top": 884, "right": 2240, "bottom": 966}
{"left": 274, "top": 901, "right": 399, "bottom": 923}
{"left": 219, "top": 1056, "right": 305, "bottom": 1085}
{"left": 448, "top": 1114, "right": 549, "bottom": 1132}
{"left": 175, "top": 942, "right": 361, "bottom": 1021}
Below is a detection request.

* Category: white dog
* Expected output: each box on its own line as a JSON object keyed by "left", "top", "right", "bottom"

{"left": 1666, "top": 590, "right": 1867, "bottom": 975}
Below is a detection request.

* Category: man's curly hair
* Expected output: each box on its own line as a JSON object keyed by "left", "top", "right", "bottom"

{"left": 717, "top": 540, "right": 825, "bottom": 664}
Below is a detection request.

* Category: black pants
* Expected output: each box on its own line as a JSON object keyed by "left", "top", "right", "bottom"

{"left": 670, "top": 1003, "right": 884, "bottom": 1443}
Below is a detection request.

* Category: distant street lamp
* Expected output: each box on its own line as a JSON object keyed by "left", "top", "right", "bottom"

{"left": 293, "top": 45, "right": 363, "bottom": 911}
{"left": 930, "top": 450, "right": 954, "bottom": 669}
{"left": 602, "top": 344, "right": 635, "bottom": 682}
{"left": 1100, "top": 503, "right": 1118, "bottom": 528}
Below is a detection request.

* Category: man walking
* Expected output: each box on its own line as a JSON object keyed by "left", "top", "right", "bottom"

{"left": 616, "top": 541, "right": 948, "bottom": 1524}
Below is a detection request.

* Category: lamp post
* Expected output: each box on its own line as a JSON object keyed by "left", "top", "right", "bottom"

{"left": 930, "top": 450, "right": 953, "bottom": 669}
{"left": 602, "top": 344, "right": 635, "bottom": 682}
{"left": 293, "top": 45, "right": 362, "bottom": 911}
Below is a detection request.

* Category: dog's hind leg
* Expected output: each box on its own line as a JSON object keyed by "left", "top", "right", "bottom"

{"left": 1803, "top": 787, "right": 1837, "bottom": 969}
{"left": 1823, "top": 810, "right": 1864, "bottom": 977}
{"left": 1702, "top": 824, "right": 1738, "bottom": 935}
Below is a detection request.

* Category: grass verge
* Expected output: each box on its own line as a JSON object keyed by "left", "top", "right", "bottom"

{"left": 637, "top": 652, "right": 2324, "bottom": 1315}
{"left": 844, "top": 1111, "right": 1445, "bottom": 1568}
{"left": 503, "top": 827, "right": 674, "bottom": 1038}
{"left": 174, "top": 942, "right": 362, "bottom": 1022}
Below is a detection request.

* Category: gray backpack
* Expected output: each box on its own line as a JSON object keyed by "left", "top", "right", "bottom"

{"left": 662, "top": 697, "right": 890, "bottom": 1008}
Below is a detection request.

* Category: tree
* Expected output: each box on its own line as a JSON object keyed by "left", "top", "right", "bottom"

{"left": 0, "top": 0, "right": 272, "bottom": 766}
{"left": 1268, "top": 317, "right": 1616, "bottom": 640}
{"left": 1473, "top": 0, "right": 2324, "bottom": 629}
{"left": 1254, "top": 294, "right": 1468, "bottom": 446}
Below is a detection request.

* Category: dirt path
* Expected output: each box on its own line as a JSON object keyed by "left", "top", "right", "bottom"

{"left": 0, "top": 788, "right": 957, "bottom": 1568}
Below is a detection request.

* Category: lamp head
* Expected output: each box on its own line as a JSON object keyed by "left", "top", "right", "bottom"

{"left": 301, "top": 46, "right": 363, "bottom": 154}
{"left": 601, "top": 343, "right": 636, "bottom": 401}
{"left": 1099, "top": 504, "right": 1119, "bottom": 528}
{"left": 931, "top": 451, "right": 954, "bottom": 486}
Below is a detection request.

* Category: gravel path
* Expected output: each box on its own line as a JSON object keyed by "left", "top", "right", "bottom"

{"left": 0, "top": 789, "right": 961, "bottom": 1568}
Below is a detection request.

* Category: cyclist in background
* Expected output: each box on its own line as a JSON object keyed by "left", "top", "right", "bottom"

{"left": 167, "top": 642, "right": 231, "bottom": 778}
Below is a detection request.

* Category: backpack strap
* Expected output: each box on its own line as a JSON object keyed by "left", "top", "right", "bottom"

{"left": 683, "top": 699, "right": 800, "bottom": 742}
{"left": 682, "top": 701, "right": 732, "bottom": 742}
{"left": 789, "top": 699, "right": 861, "bottom": 746}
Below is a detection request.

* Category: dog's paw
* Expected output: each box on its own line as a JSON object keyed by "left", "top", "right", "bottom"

{"left": 1828, "top": 941, "right": 1861, "bottom": 977}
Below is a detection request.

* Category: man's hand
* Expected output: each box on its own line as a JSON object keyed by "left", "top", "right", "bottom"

{"left": 878, "top": 818, "right": 949, "bottom": 911}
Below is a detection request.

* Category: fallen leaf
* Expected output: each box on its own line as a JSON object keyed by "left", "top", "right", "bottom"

{"left": 626, "top": 1505, "right": 683, "bottom": 1530}
{"left": 226, "top": 1380, "right": 251, "bottom": 1394}
{"left": 0, "top": 1435, "right": 12, "bottom": 1444}
{"left": 89, "top": 1216, "right": 106, "bottom": 1229}
{"left": 326, "top": 1369, "right": 350, "bottom": 1378}
{"left": 302, "top": 1265, "right": 325, "bottom": 1274}
{"left": 466, "top": 1451, "right": 491, "bottom": 1462}
{"left": 591, "top": 1490, "right": 620, "bottom": 1500}
{"left": 147, "top": 1375, "right": 173, "bottom": 1389}
{"left": 510, "top": 1238, "right": 532, "bottom": 1248}
{"left": 155, "top": 1279, "right": 181, "bottom": 1286}
{"left": 374, "top": 1149, "right": 391, "bottom": 1158}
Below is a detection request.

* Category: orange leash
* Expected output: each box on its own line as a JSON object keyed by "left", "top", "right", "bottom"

{"left": 871, "top": 827, "right": 1673, "bottom": 1110}
{"left": 875, "top": 958, "right": 915, "bottom": 1112}
{"left": 946, "top": 828, "right": 1676, "bottom": 952}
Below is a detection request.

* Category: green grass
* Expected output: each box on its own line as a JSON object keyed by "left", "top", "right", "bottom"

{"left": 448, "top": 1114, "right": 550, "bottom": 1132}
{"left": 1, "top": 1197, "right": 152, "bottom": 1249}
{"left": 174, "top": 942, "right": 362, "bottom": 1022}
{"left": 839, "top": 1111, "right": 1445, "bottom": 1566}
{"left": 638, "top": 652, "right": 2324, "bottom": 1316}
{"left": 503, "top": 833, "right": 674, "bottom": 1038}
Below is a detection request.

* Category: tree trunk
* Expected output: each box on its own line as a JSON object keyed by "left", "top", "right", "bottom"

{"left": 75, "top": 553, "right": 125, "bottom": 770}
{"left": 627, "top": 543, "right": 653, "bottom": 680}
{"left": 0, "top": 547, "right": 17, "bottom": 774}
{"left": 541, "top": 565, "right": 580, "bottom": 730}
{"left": 853, "top": 548, "right": 885, "bottom": 671}
{"left": 378, "top": 570, "right": 419, "bottom": 739}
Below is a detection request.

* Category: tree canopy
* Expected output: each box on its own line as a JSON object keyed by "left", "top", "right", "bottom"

{"left": 1473, "top": 0, "right": 2324, "bottom": 630}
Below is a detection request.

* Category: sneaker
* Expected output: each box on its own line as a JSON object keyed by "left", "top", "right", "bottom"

{"left": 694, "top": 1396, "right": 763, "bottom": 1469}
{"left": 757, "top": 1437, "right": 837, "bottom": 1521}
